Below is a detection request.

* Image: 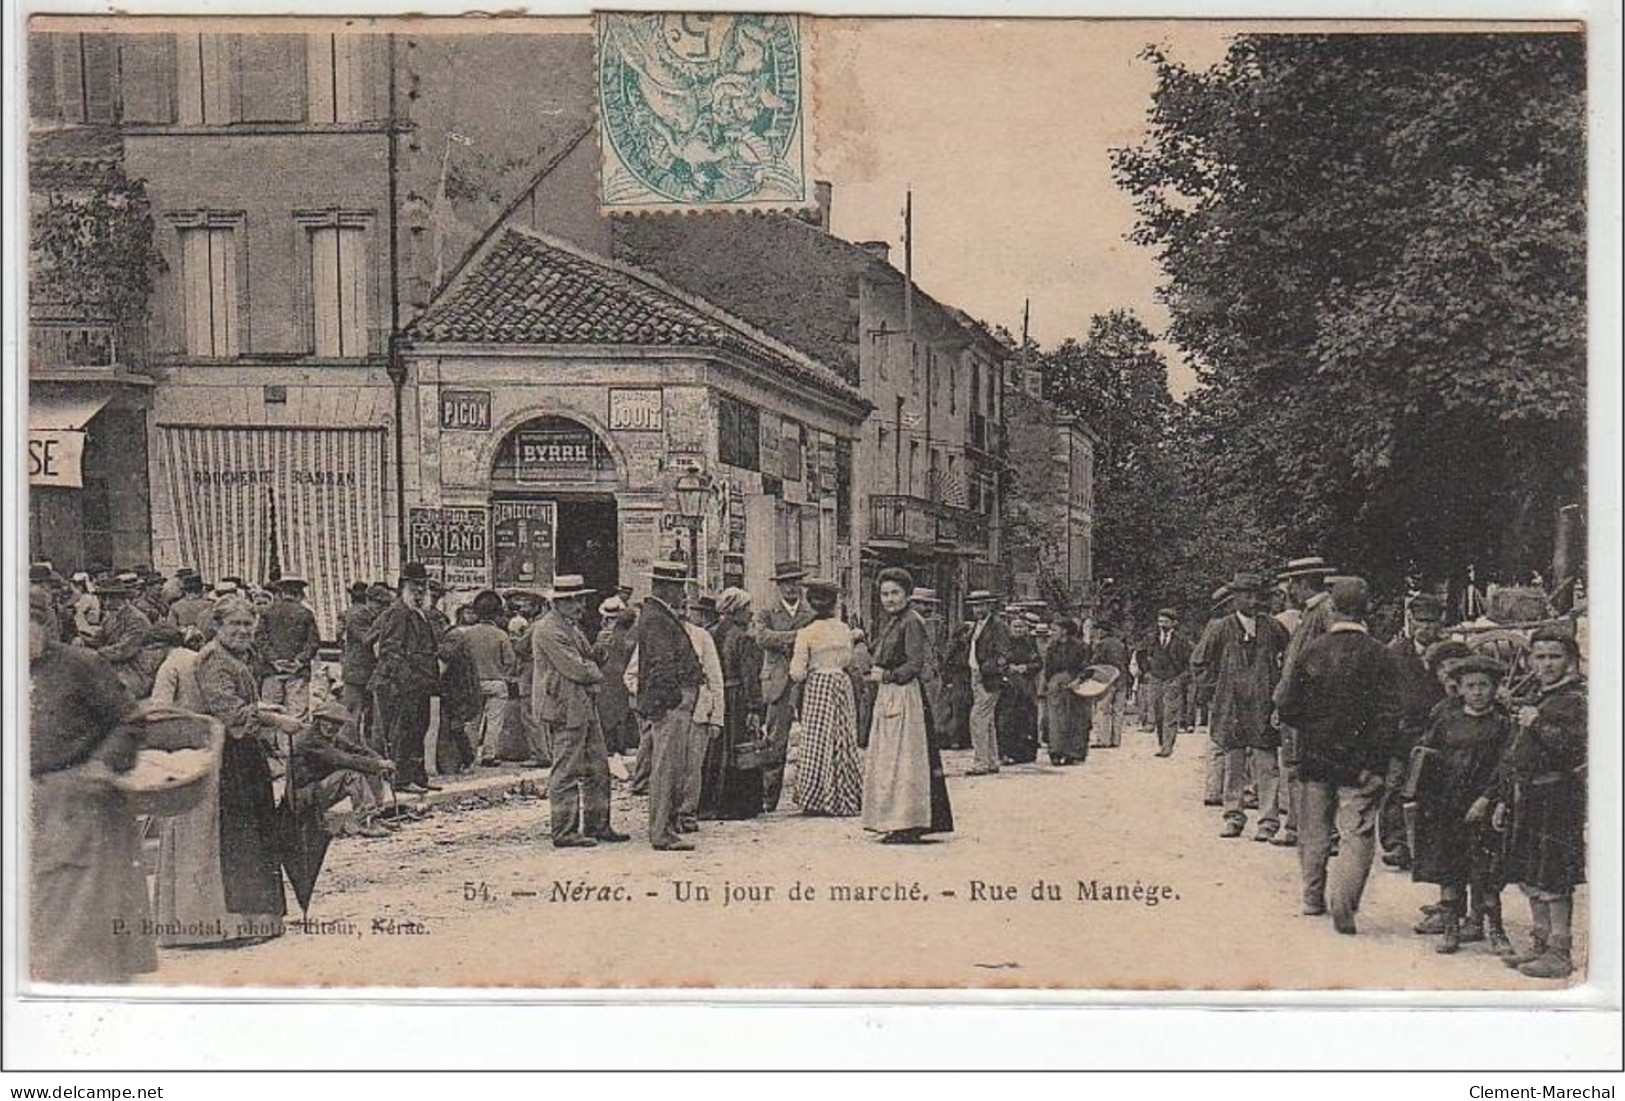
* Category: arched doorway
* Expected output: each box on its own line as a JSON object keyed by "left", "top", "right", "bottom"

{"left": 489, "top": 415, "right": 621, "bottom": 610}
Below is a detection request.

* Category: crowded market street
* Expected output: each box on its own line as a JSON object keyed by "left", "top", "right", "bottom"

{"left": 144, "top": 726, "right": 1586, "bottom": 991}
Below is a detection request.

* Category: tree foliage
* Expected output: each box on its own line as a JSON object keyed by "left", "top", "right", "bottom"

{"left": 31, "top": 175, "right": 164, "bottom": 324}
{"left": 1112, "top": 34, "right": 1586, "bottom": 596}
{"left": 1038, "top": 308, "right": 1184, "bottom": 620}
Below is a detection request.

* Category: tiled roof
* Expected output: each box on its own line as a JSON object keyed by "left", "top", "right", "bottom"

{"left": 406, "top": 227, "right": 865, "bottom": 407}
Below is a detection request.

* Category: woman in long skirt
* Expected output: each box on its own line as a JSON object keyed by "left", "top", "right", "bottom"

{"left": 28, "top": 592, "right": 157, "bottom": 984}
{"left": 190, "top": 596, "right": 295, "bottom": 946}
{"left": 1042, "top": 618, "right": 1092, "bottom": 765}
{"left": 700, "top": 588, "right": 766, "bottom": 819}
{"left": 788, "top": 581, "right": 863, "bottom": 817}
{"left": 996, "top": 617, "right": 1042, "bottom": 764}
{"left": 862, "top": 568, "right": 954, "bottom": 843}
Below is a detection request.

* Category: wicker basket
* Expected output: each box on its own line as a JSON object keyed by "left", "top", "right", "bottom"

{"left": 110, "top": 707, "right": 226, "bottom": 818}
{"left": 1070, "top": 664, "right": 1121, "bottom": 700}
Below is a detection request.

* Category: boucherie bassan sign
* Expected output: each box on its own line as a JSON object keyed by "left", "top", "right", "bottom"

{"left": 29, "top": 430, "right": 86, "bottom": 488}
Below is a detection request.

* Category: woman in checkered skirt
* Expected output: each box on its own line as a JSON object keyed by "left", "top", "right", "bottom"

{"left": 788, "top": 581, "right": 863, "bottom": 817}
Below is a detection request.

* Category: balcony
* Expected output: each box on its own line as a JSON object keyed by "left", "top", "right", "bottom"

{"left": 869, "top": 495, "right": 991, "bottom": 555}
{"left": 30, "top": 321, "right": 118, "bottom": 371}
{"left": 869, "top": 495, "right": 939, "bottom": 549}
{"left": 968, "top": 412, "right": 1006, "bottom": 460}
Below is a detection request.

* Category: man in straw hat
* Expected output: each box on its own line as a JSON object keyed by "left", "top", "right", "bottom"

{"left": 1275, "top": 577, "right": 1405, "bottom": 934}
{"left": 963, "top": 589, "right": 1013, "bottom": 773}
{"left": 532, "top": 575, "right": 626, "bottom": 847}
{"left": 1191, "top": 571, "right": 1291, "bottom": 840}
{"left": 752, "top": 560, "right": 816, "bottom": 809}
{"left": 1269, "top": 555, "right": 1339, "bottom": 846}
{"left": 627, "top": 561, "right": 712, "bottom": 850}
{"left": 372, "top": 563, "right": 442, "bottom": 793}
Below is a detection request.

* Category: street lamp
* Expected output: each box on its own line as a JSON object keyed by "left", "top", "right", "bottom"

{"left": 674, "top": 463, "right": 709, "bottom": 573}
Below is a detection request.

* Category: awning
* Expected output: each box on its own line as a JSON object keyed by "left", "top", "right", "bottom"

{"left": 29, "top": 394, "right": 110, "bottom": 431}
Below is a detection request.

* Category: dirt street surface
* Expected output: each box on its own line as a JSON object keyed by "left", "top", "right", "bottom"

{"left": 146, "top": 720, "right": 1586, "bottom": 990}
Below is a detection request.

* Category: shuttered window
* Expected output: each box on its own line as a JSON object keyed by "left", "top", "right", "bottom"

{"left": 307, "top": 34, "right": 370, "bottom": 122}
{"left": 239, "top": 34, "right": 306, "bottom": 122}
{"left": 176, "top": 33, "right": 237, "bottom": 124}
{"left": 30, "top": 34, "right": 119, "bottom": 123}
{"left": 177, "top": 218, "right": 242, "bottom": 357}
{"left": 305, "top": 220, "right": 370, "bottom": 357}
{"left": 118, "top": 34, "right": 176, "bottom": 124}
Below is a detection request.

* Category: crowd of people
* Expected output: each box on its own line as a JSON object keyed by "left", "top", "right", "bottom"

{"left": 1149, "top": 556, "right": 1588, "bottom": 981}
{"left": 25, "top": 548, "right": 1587, "bottom": 986}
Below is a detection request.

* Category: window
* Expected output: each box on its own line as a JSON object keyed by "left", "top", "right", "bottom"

{"left": 800, "top": 505, "right": 821, "bottom": 571}
{"left": 834, "top": 438, "right": 852, "bottom": 543}
{"left": 307, "top": 34, "right": 368, "bottom": 123}
{"left": 717, "top": 395, "right": 761, "bottom": 471}
{"left": 300, "top": 214, "right": 371, "bottom": 357}
{"left": 176, "top": 33, "right": 237, "bottom": 125}
{"left": 30, "top": 34, "right": 119, "bottom": 124}
{"left": 908, "top": 441, "right": 919, "bottom": 496}
{"left": 949, "top": 352, "right": 958, "bottom": 415}
{"left": 774, "top": 501, "right": 802, "bottom": 565}
{"left": 175, "top": 215, "right": 242, "bottom": 357}
{"left": 781, "top": 419, "right": 804, "bottom": 482}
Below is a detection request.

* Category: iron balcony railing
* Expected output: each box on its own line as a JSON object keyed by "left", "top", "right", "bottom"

{"left": 30, "top": 321, "right": 118, "bottom": 370}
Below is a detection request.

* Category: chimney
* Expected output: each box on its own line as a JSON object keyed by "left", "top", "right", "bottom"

{"left": 856, "top": 240, "right": 891, "bottom": 263}
{"left": 814, "top": 179, "right": 833, "bottom": 232}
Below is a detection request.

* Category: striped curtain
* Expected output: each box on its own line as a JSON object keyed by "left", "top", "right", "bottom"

{"left": 270, "top": 428, "right": 386, "bottom": 639}
{"left": 161, "top": 426, "right": 275, "bottom": 593}
{"left": 161, "top": 426, "right": 387, "bottom": 638}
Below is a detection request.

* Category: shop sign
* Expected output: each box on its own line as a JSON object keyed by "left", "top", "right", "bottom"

{"left": 440, "top": 389, "right": 492, "bottom": 432}
{"left": 514, "top": 428, "right": 597, "bottom": 482}
{"left": 609, "top": 388, "right": 663, "bottom": 432}
{"left": 28, "top": 430, "right": 85, "bottom": 488}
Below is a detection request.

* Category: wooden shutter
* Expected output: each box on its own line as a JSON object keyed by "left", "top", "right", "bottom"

{"left": 310, "top": 226, "right": 340, "bottom": 356}
{"left": 201, "top": 35, "right": 239, "bottom": 124}
{"left": 118, "top": 34, "right": 175, "bottom": 124}
{"left": 51, "top": 35, "right": 86, "bottom": 123}
{"left": 28, "top": 33, "right": 60, "bottom": 121}
{"left": 337, "top": 226, "right": 369, "bottom": 356}
{"left": 82, "top": 34, "right": 119, "bottom": 122}
{"left": 238, "top": 34, "right": 305, "bottom": 122}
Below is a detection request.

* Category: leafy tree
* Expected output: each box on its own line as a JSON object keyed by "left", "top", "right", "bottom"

{"left": 1113, "top": 34, "right": 1586, "bottom": 597}
{"left": 1038, "top": 308, "right": 1183, "bottom": 623}
{"left": 31, "top": 174, "right": 163, "bottom": 327}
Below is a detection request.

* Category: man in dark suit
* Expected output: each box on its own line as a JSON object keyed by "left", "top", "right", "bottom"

{"left": 533, "top": 575, "right": 626, "bottom": 848}
{"left": 751, "top": 561, "right": 816, "bottom": 809}
{"left": 1191, "top": 571, "right": 1290, "bottom": 840}
{"left": 1136, "top": 608, "right": 1193, "bottom": 757}
{"left": 257, "top": 577, "right": 320, "bottom": 713}
{"left": 1276, "top": 577, "right": 1404, "bottom": 934}
{"left": 965, "top": 590, "right": 1012, "bottom": 775}
{"left": 370, "top": 562, "right": 442, "bottom": 793}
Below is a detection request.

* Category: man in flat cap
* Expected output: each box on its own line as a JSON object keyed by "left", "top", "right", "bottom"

{"left": 1191, "top": 571, "right": 1291, "bottom": 840}
{"left": 1379, "top": 592, "right": 1450, "bottom": 870}
{"left": 1135, "top": 607, "right": 1193, "bottom": 758}
{"left": 257, "top": 577, "right": 320, "bottom": 715}
{"left": 1268, "top": 556, "right": 1339, "bottom": 846}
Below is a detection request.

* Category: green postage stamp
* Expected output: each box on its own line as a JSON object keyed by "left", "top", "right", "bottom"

{"left": 596, "top": 12, "right": 811, "bottom": 211}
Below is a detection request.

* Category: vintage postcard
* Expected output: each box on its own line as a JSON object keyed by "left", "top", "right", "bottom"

{"left": 15, "top": 11, "right": 1604, "bottom": 999}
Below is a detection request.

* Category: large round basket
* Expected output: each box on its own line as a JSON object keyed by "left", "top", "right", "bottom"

{"left": 1071, "top": 664, "right": 1122, "bottom": 700}
{"left": 110, "top": 707, "right": 226, "bottom": 818}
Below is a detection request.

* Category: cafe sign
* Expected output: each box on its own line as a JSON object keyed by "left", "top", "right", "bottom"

{"left": 441, "top": 389, "right": 492, "bottom": 432}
